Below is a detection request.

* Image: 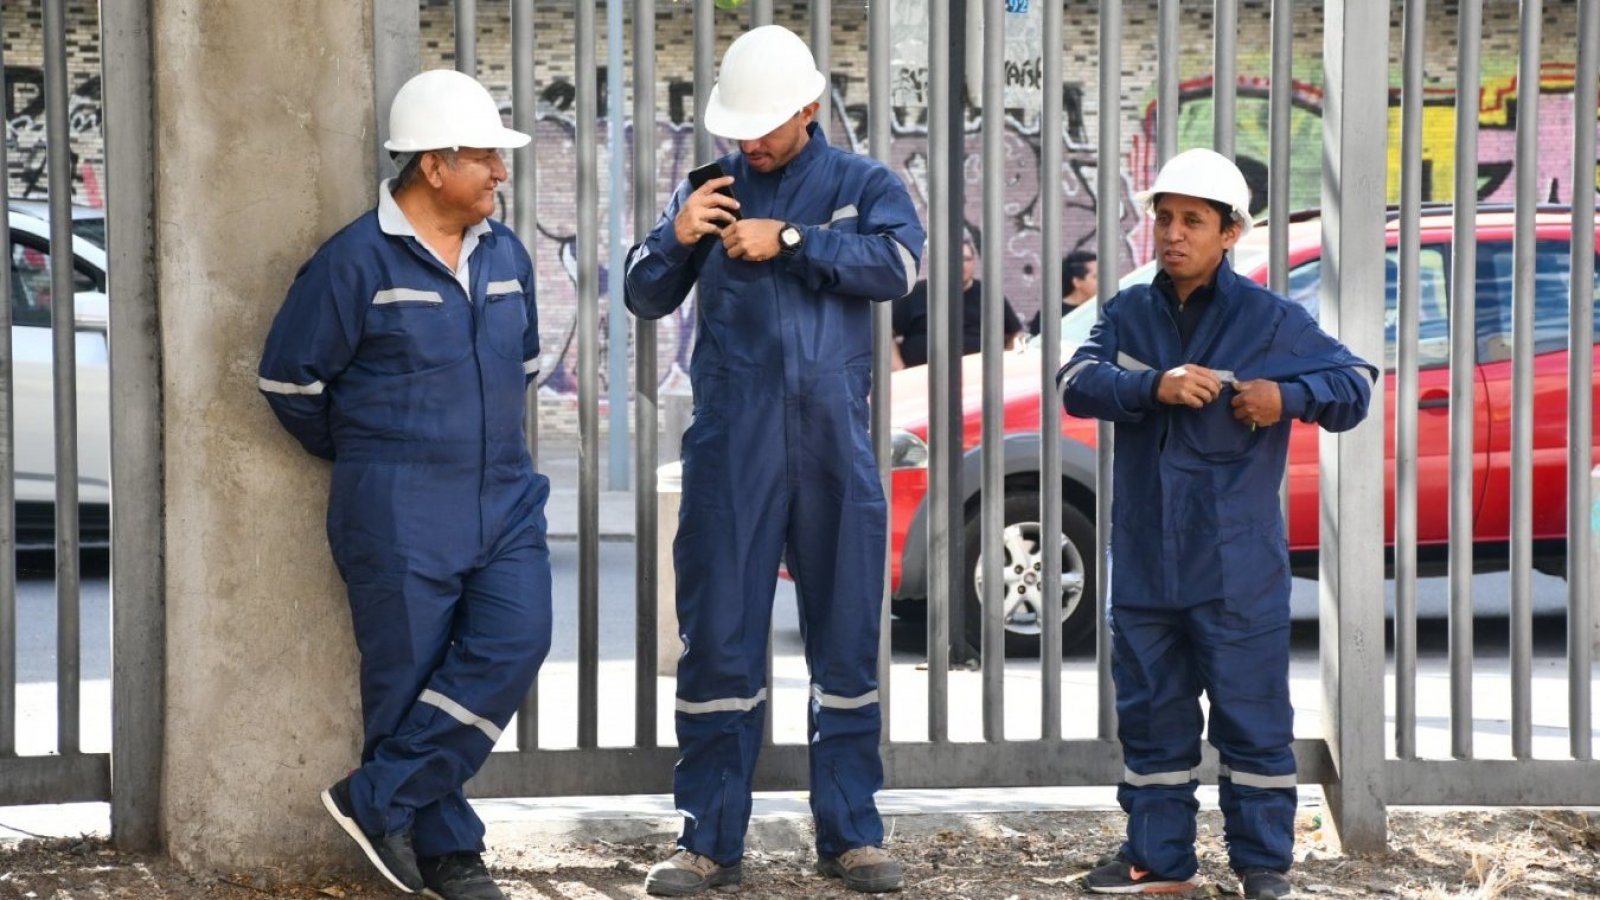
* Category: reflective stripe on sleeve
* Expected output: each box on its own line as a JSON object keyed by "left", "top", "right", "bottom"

{"left": 810, "top": 685, "right": 879, "bottom": 710}
{"left": 676, "top": 688, "right": 768, "bottom": 715}
{"left": 258, "top": 377, "right": 325, "bottom": 396}
{"left": 1122, "top": 766, "right": 1197, "bottom": 787}
{"left": 1060, "top": 359, "right": 1094, "bottom": 384}
{"left": 418, "top": 688, "right": 503, "bottom": 742}
{"left": 372, "top": 288, "right": 444, "bottom": 305}
{"left": 1218, "top": 764, "right": 1297, "bottom": 789}
{"left": 487, "top": 279, "right": 522, "bottom": 295}
{"left": 523, "top": 359, "right": 540, "bottom": 376}
{"left": 891, "top": 239, "right": 917, "bottom": 295}
{"left": 828, "top": 204, "right": 859, "bottom": 225}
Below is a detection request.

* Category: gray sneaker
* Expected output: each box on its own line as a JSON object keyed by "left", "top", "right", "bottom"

{"left": 817, "top": 845, "right": 904, "bottom": 893}
{"left": 320, "top": 775, "right": 423, "bottom": 893}
{"left": 419, "top": 853, "right": 505, "bottom": 900}
{"left": 644, "top": 849, "right": 743, "bottom": 896}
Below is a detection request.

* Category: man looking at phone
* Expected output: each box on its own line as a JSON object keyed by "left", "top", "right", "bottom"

{"left": 625, "top": 23, "right": 924, "bottom": 898}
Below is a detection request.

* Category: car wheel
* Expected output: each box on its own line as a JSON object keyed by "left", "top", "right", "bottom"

{"left": 958, "top": 489, "right": 1097, "bottom": 659}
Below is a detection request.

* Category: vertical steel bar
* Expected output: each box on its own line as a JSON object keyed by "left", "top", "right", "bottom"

{"left": 607, "top": 0, "right": 631, "bottom": 491}
{"left": 1157, "top": 0, "right": 1179, "bottom": 166}
{"left": 868, "top": 0, "right": 893, "bottom": 740}
{"left": 634, "top": 0, "right": 660, "bottom": 750}
{"left": 811, "top": 0, "right": 831, "bottom": 131}
{"left": 695, "top": 0, "right": 715, "bottom": 164}
{"left": 103, "top": 0, "right": 164, "bottom": 850}
{"left": 980, "top": 0, "right": 1005, "bottom": 741}
{"left": 576, "top": 0, "right": 601, "bottom": 750}
{"left": 926, "top": 0, "right": 956, "bottom": 742}
{"left": 1508, "top": 0, "right": 1541, "bottom": 761}
{"left": 455, "top": 0, "right": 477, "bottom": 77}
{"left": 1448, "top": 0, "right": 1482, "bottom": 760}
{"left": 1570, "top": 0, "right": 1598, "bottom": 763}
{"left": 1038, "top": 0, "right": 1064, "bottom": 742}
{"left": 44, "top": 0, "right": 81, "bottom": 756}
{"left": 512, "top": 0, "right": 541, "bottom": 749}
{"left": 1394, "top": 0, "right": 1425, "bottom": 761}
{"left": 1212, "top": 0, "right": 1237, "bottom": 159}
{"left": 1096, "top": 0, "right": 1122, "bottom": 743}
{"left": 751, "top": 0, "right": 773, "bottom": 29}
{"left": 1269, "top": 0, "right": 1291, "bottom": 530}
{"left": 372, "top": 0, "right": 419, "bottom": 182}
{"left": 0, "top": 37, "right": 13, "bottom": 760}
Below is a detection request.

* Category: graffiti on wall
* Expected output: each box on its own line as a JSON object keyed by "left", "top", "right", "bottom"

{"left": 4, "top": 66, "right": 105, "bottom": 206}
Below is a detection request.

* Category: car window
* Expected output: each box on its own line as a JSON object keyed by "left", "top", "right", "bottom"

{"left": 10, "top": 238, "right": 99, "bottom": 328}
{"left": 71, "top": 218, "right": 106, "bottom": 249}
{"left": 1284, "top": 246, "right": 1449, "bottom": 371}
{"left": 1471, "top": 240, "right": 1600, "bottom": 361}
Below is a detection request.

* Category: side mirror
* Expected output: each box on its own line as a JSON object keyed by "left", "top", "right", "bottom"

{"left": 74, "top": 290, "right": 109, "bottom": 331}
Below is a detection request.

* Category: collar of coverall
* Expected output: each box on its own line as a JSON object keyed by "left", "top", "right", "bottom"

{"left": 1151, "top": 254, "right": 1238, "bottom": 306}
{"left": 375, "top": 177, "right": 494, "bottom": 243}
{"left": 752, "top": 121, "right": 829, "bottom": 179}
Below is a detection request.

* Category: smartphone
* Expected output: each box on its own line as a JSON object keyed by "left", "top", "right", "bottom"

{"left": 687, "top": 161, "right": 741, "bottom": 220}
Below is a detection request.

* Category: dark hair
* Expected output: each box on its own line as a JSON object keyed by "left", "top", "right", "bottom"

{"left": 1150, "top": 192, "right": 1238, "bottom": 233}
{"left": 392, "top": 148, "right": 459, "bottom": 191}
{"left": 1062, "top": 250, "right": 1097, "bottom": 287}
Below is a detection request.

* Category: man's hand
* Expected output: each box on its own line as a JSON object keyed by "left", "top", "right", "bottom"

{"left": 672, "top": 176, "right": 741, "bottom": 245}
{"left": 721, "top": 218, "right": 784, "bottom": 261}
{"left": 1156, "top": 364, "right": 1224, "bottom": 408}
{"left": 1230, "top": 379, "right": 1283, "bottom": 429}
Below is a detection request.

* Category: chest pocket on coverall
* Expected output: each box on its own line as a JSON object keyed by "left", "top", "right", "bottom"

{"left": 483, "top": 281, "right": 528, "bottom": 360}
{"left": 364, "top": 288, "right": 472, "bottom": 373}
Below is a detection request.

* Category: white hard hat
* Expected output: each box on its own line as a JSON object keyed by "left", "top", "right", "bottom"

{"left": 704, "top": 25, "right": 827, "bottom": 141}
{"left": 384, "top": 69, "right": 530, "bottom": 153}
{"left": 1134, "top": 148, "right": 1254, "bottom": 236}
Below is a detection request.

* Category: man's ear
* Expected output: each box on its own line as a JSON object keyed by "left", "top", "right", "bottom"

{"left": 799, "top": 101, "right": 821, "bottom": 126}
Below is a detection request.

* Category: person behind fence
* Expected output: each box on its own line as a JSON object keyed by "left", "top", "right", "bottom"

{"left": 1027, "top": 249, "right": 1098, "bottom": 335}
{"left": 624, "top": 23, "right": 925, "bottom": 898}
{"left": 257, "top": 69, "right": 549, "bottom": 900}
{"left": 1057, "top": 148, "right": 1375, "bottom": 900}
{"left": 889, "top": 233, "right": 1022, "bottom": 369}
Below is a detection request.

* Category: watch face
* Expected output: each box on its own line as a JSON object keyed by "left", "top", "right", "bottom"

{"left": 781, "top": 226, "right": 800, "bottom": 247}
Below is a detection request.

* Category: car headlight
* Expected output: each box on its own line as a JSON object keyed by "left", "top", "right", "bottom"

{"left": 890, "top": 428, "right": 929, "bottom": 470}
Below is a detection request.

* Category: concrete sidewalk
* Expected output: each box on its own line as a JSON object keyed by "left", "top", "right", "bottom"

{"left": 537, "top": 439, "right": 642, "bottom": 542}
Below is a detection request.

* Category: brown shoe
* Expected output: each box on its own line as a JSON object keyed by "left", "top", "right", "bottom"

{"left": 817, "top": 845, "right": 904, "bottom": 893}
{"left": 644, "top": 849, "right": 743, "bottom": 896}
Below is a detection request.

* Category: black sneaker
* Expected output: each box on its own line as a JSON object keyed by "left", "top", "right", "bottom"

{"left": 320, "top": 775, "right": 424, "bottom": 893}
{"left": 419, "top": 853, "right": 505, "bottom": 900}
{"left": 1237, "top": 868, "right": 1295, "bottom": 900}
{"left": 1083, "top": 853, "right": 1194, "bottom": 894}
{"left": 644, "top": 849, "right": 743, "bottom": 896}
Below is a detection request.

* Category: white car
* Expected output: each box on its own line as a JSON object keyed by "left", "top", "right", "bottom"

{"left": 7, "top": 203, "right": 110, "bottom": 549}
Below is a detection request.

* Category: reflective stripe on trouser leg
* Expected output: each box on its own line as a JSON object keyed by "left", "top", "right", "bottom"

{"left": 671, "top": 404, "right": 790, "bottom": 867}
{"left": 787, "top": 403, "right": 890, "bottom": 860}
{"left": 350, "top": 514, "right": 553, "bottom": 855}
{"left": 1190, "top": 587, "right": 1297, "bottom": 873}
{"left": 1110, "top": 603, "right": 1204, "bottom": 881}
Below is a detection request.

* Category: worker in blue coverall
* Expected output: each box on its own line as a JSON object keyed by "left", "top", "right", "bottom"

{"left": 624, "top": 25, "right": 925, "bottom": 897}
{"left": 258, "top": 69, "right": 548, "bottom": 900}
{"left": 1059, "top": 149, "right": 1375, "bottom": 900}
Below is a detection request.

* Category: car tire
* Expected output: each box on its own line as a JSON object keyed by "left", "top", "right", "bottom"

{"left": 956, "top": 489, "right": 1097, "bottom": 659}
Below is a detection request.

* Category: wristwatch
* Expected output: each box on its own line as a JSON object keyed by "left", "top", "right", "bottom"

{"left": 778, "top": 222, "right": 804, "bottom": 258}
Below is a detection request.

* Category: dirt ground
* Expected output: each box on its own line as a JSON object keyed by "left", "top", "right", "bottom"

{"left": 2, "top": 809, "right": 1598, "bottom": 899}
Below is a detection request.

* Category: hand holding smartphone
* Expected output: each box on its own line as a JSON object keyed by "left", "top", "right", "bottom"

{"left": 688, "top": 161, "right": 741, "bottom": 221}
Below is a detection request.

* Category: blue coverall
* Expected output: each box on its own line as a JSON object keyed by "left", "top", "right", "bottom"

{"left": 259, "top": 184, "right": 552, "bottom": 858}
{"left": 624, "top": 126, "right": 925, "bottom": 865}
{"left": 1058, "top": 259, "right": 1374, "bottom": 879}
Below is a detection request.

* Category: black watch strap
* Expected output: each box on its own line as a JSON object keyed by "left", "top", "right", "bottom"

{"left": 779, "top": 223, "right": 804, "bottom": 257}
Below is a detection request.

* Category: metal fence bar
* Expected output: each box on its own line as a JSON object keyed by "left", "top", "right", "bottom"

{"left": 1269, "top": 0, "right": 1291, "bottom": 529}
{"left": 1037, "top": 0, "right": 1064, "bottom": 742}
{"left": 576, "top": 0, "right": 601, "bottom": 750}
{"left": 1157, "top": 0, "right": 1178, "bottom": 166}
{"left": 979, "top": 0, "right": 1005, "bottom": 740}
{"left": 1095, "top": 0, "right": 1122, "bottom": 743}
{"left": 1394, "top": 0, "right": 1425, "bottom": 762}
{"left": 0, "top": 41, "right": 13, "bottom": 760}
{"left": 1569, "top": 0, "right": 1598, "bottom": 763}
{"left": 1448, "top": 0, "right": 1483, "bottom": 761}
{"left": 695, "top": 0, "right": 714, "bottom": 164}
{"left": 633, "top": 0, "right": 660, "bottom": 751}
{"left": 607, "top": 0, "right": 630, "bottom": 491}
{"left": 1508, "top": 0, "right": 1541, "bottom": 761}
{"left": 512, "top": 0, "right": 541, "bottom": 749}
{"left": 926, "top": 0, "right": 956, "bottom": 741}
{"left": 1212, "top": 0, "right": 1237, "bottom": 159}
{"left": 455, "top": 0, "right": 477, "bottom": 76}
{"left": 44, "top": 0, "right": 82, "bottom": 756}
{"left": 373, "top": 0, "right": 418, "bottom": 183}
{"left": 811, "top": 0, "right": 831, "bottom": 132}
{"left": 103, "top": 0, "right": 165, "bottom": 850}
{"left": 868, "top": 0, "right": 893, "bottom": 741}
{"left": 751, "top": 0, "right": 772, "bottom": 29}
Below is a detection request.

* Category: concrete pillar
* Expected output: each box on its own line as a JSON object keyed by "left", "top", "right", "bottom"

{"left": 153, "top": 0, "right": 376, "bottom": 874}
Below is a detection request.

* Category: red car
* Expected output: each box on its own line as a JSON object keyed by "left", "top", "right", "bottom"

{"left": 886, "top": 208, "right": 1600, "bottom": 657}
